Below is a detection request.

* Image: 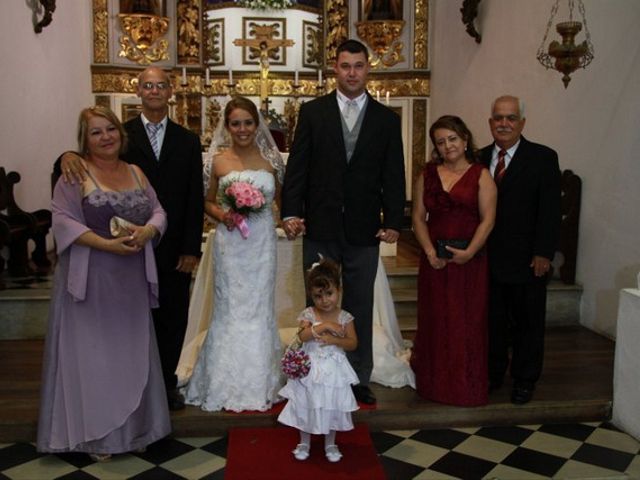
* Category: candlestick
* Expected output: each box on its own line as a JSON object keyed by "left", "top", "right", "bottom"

{"left": 376, "top": 90, "right": 380, "bottom": 102}
{"left": 228, "top": 69, "right": 233, "bottom": 84}
{"left": 385, "top": 91, "right": 390, "bottom": 105}
{"left": 318, "top": 69, "right": 322, "bottom": 85}
{"left": 181, "top": 67, "right": 187, "bottom": 86}
{"left": 294, "top": 70, "right": 299, "bottom": 86}
{"left": 205, "top": 67, "right": 210, "bottom": 86}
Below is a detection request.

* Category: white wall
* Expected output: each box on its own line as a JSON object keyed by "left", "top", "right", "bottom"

{"left": 0, "top": 2, "right": 93, "bottom": 213}
{"left": 430, "top": 0, "right": 640, "bottom": 337}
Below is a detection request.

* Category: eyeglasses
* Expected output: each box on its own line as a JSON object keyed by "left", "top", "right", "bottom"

{"left": 141, "top": 82, "right": 169, "bottom": 91}
{"left": 491, "top": 114, "right": 521, "bottom": 122}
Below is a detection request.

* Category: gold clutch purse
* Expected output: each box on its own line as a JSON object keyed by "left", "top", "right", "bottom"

{"left": 109, "top": 216, "right": 136, "bottom": 238}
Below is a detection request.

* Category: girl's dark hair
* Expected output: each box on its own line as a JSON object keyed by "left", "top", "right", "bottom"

{"left": 306, "top": 257, "right": 341, "bottom": 294}
{"left": 428, "top": 115, "right": 478, "bottom": 163}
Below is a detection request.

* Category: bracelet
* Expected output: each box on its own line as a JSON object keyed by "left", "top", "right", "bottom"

{"left": 310, "top": 324, "right": 321, "bottom": 339}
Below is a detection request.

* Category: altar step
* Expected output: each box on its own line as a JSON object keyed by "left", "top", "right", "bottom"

{"left": 382, "top": 261, "right": 583, "bottom": 335}
{"left": 0, "top": 238, "right": 582, "bottom": 339}
{"left": 0, "top": 326, "right": 613, "bottom": 442}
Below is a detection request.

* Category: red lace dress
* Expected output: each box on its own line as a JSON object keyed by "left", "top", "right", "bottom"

{"left": 410, "top": 162, "right": 489, "bottom": 406}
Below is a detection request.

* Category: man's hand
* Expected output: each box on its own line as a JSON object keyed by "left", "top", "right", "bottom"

{"left": 531, "top": 255, "right": 551, "bottom": 277}
{"left": 60, "top": 152, "right": 87, "bottom": 184}
{"left": 283, "top": 217, "right": 305, "bottom": 240}
{"left": 176, "top": 255, "right": 198, "bottom": 274}
{"left": 376, "top": 228, "right": 399, "bottom": 244}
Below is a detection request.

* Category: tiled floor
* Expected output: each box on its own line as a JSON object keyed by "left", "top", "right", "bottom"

{"left": 1, "top": 422, "right": 638, "bottom": 479}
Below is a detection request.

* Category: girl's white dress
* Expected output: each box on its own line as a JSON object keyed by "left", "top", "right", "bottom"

{"left": 278, "top": 308, "right": 360, "bottom": 434}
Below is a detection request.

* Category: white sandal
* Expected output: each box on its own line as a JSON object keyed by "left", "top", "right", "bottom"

{"left": 325, "top": 444, "right": 342, "bottom": 463}
{"left": 88, "top": 453, "right": 112, "bottom": 462}
{"left": 292, "top": 443, "right": 310, "bottom": 461}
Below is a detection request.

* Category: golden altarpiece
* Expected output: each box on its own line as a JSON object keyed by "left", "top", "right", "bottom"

{"left": 91, "top": 0, "right": 430, "bottom": 200}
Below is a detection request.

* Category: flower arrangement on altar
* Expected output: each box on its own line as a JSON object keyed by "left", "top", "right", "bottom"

{"left": 219, "top": 178, "right": 266, "bottom": 239}
{"left": 235, "top": 0, "right": 293, "bottom": 10}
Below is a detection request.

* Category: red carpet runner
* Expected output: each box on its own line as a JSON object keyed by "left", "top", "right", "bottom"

{"left": 225, "top": 423, "right": 386, "bottom": 479}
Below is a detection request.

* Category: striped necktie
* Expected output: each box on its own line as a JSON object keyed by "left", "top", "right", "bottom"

{"left": 147, "top": 122, "right": 162, "bottom": 160}
{"left": 494, "top": 149, "right": 507, "bottom": 184}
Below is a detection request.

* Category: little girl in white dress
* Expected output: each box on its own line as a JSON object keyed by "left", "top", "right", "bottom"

{"left": 278, "top": 257, "right": 359, "bottom": 463}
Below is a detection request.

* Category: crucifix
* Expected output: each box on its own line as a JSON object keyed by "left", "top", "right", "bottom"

{"left": 233, "top": 23, "right": 294, "bottom": 112}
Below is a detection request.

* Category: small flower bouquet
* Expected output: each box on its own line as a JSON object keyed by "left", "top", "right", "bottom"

{"left": 281, "top": 348, "right": 311, "bottom": 379}
{"left": 219, "top": 178, "right": 266, "bottom": 239}
{"left": 281, "top": 326, "right": 311, "bottom": 380}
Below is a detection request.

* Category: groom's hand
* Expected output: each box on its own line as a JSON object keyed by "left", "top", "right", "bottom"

{"left": 283, "top": 217, "right": 305, "bottom": 240}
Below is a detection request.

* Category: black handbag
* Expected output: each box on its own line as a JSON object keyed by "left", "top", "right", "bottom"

{"left": 436, "top": 239, "right": 470, "bottom": 259}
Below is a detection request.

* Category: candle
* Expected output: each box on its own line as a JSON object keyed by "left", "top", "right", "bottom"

{"left": 376, "top": 90, "right": 380, "bottom": 102}
{"left": 385, "top": 91, "right": 390, "bottom": 105}
{"left": 228, "top": 69, "right": 233, "bottom": 84}
{"left": 205, "top": 67, "right": 210, "bottom": 86}
{"left": 294, "top": 70, "right": 299, "bottom": 86}
{"left": 318, "top": 69, "right": 322, "bottom": 85}
{"left": 181, "top": 67, "right": 187, "bottom": 85}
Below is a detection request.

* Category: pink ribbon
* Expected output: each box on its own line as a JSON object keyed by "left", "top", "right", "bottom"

{"left": 228, "top": 212, "right": 250, "bottom": 239}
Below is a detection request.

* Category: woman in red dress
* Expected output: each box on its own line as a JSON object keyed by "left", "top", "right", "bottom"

{"left": 410, "top": 115, "right": 497, "bottom": 406}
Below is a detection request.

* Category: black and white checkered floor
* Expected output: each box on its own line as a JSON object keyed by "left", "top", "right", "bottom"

{"left": 1, "top": 422, "right": 638, "bottom": 479}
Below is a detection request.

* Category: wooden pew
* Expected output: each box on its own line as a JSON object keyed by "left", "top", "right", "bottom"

{"left": 0, "top": 167, "right": 52, "bottom": 275}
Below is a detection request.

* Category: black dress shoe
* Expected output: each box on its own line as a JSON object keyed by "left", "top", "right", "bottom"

{"left": 352, "top": 385, "right": 376, "bottom": 405}
{"left": 167, "top": 388, "right": 185, "bottom": 411}
{"left": 511, "top": 386, "right": 534, "bottom": 405}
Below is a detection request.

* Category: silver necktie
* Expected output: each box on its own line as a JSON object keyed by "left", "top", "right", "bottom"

{"left": 344, "top": 100, "right": 359, "bottom": 131}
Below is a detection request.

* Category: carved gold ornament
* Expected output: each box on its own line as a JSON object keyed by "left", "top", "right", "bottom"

{"left": 355, "top": 20, "right": 405, "bottom": 68}
{"left": 325, "top": 0, "right": 349, "bottom": 65}
{"left": 93, "top": 0, "right": 109, "bottom": 63}
{"left": 205, "top": 18, "right": 225, "bottom": 65}
{"left": 118, "top": 13, "right": 170, "bottom": 65}
{"left": 177, "top": 0, "right": 201, "bottom": 64}
{"left": 413, "top": 0, "right": 428, "bottom": 69}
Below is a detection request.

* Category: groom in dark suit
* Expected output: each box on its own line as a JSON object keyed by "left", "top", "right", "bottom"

{"left": 281, "top": 39, "right": 406, "bottom": 404}
{"left": 480, "top": 95, "right": 561, "bottom": 405}
{"left": 57, "top": 67, "right": 203, "bottom": 410}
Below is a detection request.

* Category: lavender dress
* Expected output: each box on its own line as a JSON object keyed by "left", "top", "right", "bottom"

{"left": 37, "top": 167, "right": 170, "bottom": 454}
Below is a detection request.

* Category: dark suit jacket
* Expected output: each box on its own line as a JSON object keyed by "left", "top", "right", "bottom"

{"left": 480, "top": 136, "right": 561, "bottom": 283}
{"left": 124, "top": 116, "right": 203, "bottom": 272}
{"left": 281, "top": 90, "right": 405, "bottom": 246}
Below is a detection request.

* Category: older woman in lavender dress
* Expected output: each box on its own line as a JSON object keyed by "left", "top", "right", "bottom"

{"left": 37, "top": 106, "right": 170, "bottom": 462}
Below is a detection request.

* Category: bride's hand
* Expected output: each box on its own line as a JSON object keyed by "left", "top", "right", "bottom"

{"left": 222, "top": 211, "right": 236, "bottom": 230}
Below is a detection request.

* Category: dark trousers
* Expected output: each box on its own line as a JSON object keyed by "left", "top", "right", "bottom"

{"left": 152, "top": 267, "right": 191, "bottom": 391}
{"left": 303, "top": 235, "right": 379, "bottom": 385}
{"left": 488, "top": 276, "right": 547, "bottom": 388}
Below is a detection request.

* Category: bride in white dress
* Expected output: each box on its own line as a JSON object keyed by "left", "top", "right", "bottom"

{"left": 182, "top": 96, "right": 285, "bottom": 412}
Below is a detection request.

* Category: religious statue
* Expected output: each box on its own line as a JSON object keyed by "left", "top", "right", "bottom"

{"left": 363, "top": 0, "right": 403, "bottom": 21}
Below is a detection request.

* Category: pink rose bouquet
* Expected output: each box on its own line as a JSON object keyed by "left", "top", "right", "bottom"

{"left": 219, "top": 179, "right": 266, "bottom": 239}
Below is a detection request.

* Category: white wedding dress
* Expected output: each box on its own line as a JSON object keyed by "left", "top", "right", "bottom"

{"left": 182, "top": 169, "right": 283, "bottom": 412}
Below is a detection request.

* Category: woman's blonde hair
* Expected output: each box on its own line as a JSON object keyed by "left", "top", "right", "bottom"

{"left": 77, "top": 105, "right": 128, "bottom": 156}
